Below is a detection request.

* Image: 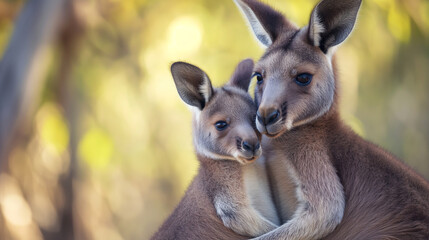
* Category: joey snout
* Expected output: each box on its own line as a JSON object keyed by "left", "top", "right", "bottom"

{"left": 236, "top": 138, "right": 262, "bottom": 163}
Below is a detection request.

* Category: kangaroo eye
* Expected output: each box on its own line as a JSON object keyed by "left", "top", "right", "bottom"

{"left": 252, "top": 72, "right": 264, "bottom": 85}
{"left": 295, "top": 73, "right": 313, "bottom": 86}
{"left": 215, "top": 121, "right": 228, "bottom": 131}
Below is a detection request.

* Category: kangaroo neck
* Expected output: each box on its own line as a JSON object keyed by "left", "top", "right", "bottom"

{"left": 197, "top": 154, "right": 244, "bottom": 201}
{"left": 197, "top": 155, "right": 242, "bottom": 182}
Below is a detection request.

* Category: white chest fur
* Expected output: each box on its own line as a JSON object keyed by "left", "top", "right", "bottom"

{"left": 266, "top": 150, "right": 301, "bottom": 223}
{"left": 242, "top": 156, "right": 281, "bottom": 226}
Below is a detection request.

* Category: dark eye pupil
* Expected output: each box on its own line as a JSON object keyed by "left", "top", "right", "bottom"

{"left": 215, "top": 121, "right": 228, "bottom": 131}
{"left": 295, "top": 73, "right": 312, "bottom": 86}
{"left": 253, "top": 72, "right": 263, "bottom": 85}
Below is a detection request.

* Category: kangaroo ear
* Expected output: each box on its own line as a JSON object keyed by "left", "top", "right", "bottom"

{"left": 227, "top": 59, "right": 254, "bottom": 91}
{"left": 308, "top": 0, "right": 362, "bottom": 54}
{"left": 234, "top": 0, "right": 296, "bottom": 47}
{"left": 171, "top": 62, "right": 213, "bottom": 110}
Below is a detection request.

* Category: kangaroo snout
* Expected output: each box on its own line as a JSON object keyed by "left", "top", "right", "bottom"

{"left": 257, "top": 108, "right": 280, "bottom": 126}
{"left": 256, "top": 105, "right": 286, "bottom": 137}
{"left": 242, "top": 140, "right": 260, "bottom": 154}
{"left": 237, "top": 137, "right": 261, "bottom": 163}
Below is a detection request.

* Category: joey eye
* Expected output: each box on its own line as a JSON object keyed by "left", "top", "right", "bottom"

{"left": 252, "top": 72, "right": 264, "bottom": 85}
{"left": 215, "top": 121, "right": 228, "bottom": 131}
{"left": 295, "top": 73, "right": 313, "bottom": 86}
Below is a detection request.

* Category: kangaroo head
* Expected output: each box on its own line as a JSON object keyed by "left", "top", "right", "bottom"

{"left": 171, "top": 59, "right": 261, "bottom": 164}
{"left": 235, "top": 0, "right": 361, "bottom": 137}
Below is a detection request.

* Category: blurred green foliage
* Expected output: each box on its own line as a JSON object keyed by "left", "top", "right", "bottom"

{"left": 0, "top": 0, "right": 428, "bottom": 239}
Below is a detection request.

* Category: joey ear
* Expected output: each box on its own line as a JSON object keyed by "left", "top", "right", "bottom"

{"left": 171, "top": 62, "right": 213, "bottom": 110}
{"left": 227, "top": 58, "right": 254, "bottom": 92}
{"left": 308, "top": 0, "right": 362, "bottom": 54}
{"left": 234, "top": 0, "right": 296, "bottom": 47}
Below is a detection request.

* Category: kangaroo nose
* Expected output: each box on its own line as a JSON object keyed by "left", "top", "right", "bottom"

{"left": 257, "top": 109, "right": 280, "bottom": 126}
{"left": 242, "top": 141, "right": 260, "bottom": 153}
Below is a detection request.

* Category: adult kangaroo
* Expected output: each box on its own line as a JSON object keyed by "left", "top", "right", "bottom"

{"left": 234, "top": 0, "right": 429, "bottom": 239}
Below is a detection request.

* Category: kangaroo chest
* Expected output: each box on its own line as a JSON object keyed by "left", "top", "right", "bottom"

{"left": 242, "top": 157, "right": 280, "bottom": 226}
{"left": 265, "top": 149, "right": 300, "bottom": 223}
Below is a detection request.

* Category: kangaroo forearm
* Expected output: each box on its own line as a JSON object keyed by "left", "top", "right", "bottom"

{"left": 253, "top": 212, "right": 338, "bottom": 240}
{"left": 225, "top": 211, "right": 278, "bottom": 237}
{"left": 260, "top": 161, "right": 345, "bottom": 240}
{"left": 215, "top": 196, "right": 278, "bottom": 237}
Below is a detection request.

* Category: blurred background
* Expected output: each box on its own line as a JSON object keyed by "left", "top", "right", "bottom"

{"left": 0, "top": 0, "right": 428, "bottom": 239}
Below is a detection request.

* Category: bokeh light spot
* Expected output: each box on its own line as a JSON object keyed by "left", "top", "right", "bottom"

{"left": 388, "top": 4, "right": 411, "bottom": 42}
{"left": 79, "top": 128, "right": 114, "bottom": 169}
{"left": 1, "top": 194, "right": 33, "bottom": 226}
{"left": 167, "top": 16, "right": 202, "bottom": 57}
{"left": 37, "top": 103, "right": 69, "bottom": 153}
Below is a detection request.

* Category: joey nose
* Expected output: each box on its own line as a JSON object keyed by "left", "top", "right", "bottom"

{"left": 242, "top": 141, "right": 253, "bottom": 152}
{"left": 242, "top": 141, "right": 260, "bottom": 153}
{"left": 257, "top": 109, "right": 280, "bottom": 126}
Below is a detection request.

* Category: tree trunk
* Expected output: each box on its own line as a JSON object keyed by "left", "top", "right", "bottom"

{"left": 0, "top": 0, "right": 67, "bottom": 168}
